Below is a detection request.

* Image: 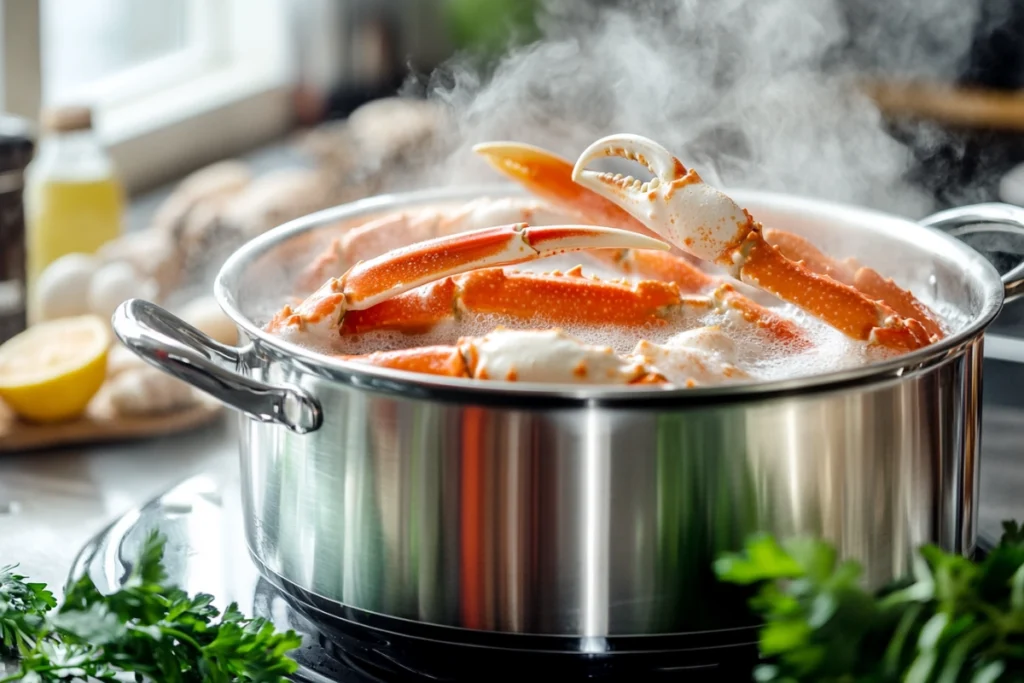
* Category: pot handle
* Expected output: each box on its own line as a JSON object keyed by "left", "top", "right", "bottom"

{"left": 918, "top": 202, "right": 1024, "bottom": 305}
{"left": 111, "top": 298, "right": 323, "bottom": 435}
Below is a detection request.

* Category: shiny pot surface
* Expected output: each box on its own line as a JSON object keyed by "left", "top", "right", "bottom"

{"left": 114, "top": 186, "right": 1024, "bottom": 641}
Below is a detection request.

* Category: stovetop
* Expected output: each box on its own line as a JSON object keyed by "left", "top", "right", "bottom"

{"left": 68, "top": 465, "right": 1018, "bottom": 683}
{"left": 68, "top": 475, "right": 365, "bottom": 682}
{"left": 68, "top": 473, "right": 763, "bottom": 682}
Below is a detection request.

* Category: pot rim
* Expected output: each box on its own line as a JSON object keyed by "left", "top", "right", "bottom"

{"left": 213, "top": 184, "right": 1004, "bottom": 404}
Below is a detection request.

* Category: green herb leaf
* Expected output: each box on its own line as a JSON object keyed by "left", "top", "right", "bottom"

{"left": 0, "top": 529, "right": 302, "bottom": 682}
{"left": 717, "top": 521, "right": 1024, "bottom": 682}
{"left": 714, "top": 534, "right": 806, "bottom": 584}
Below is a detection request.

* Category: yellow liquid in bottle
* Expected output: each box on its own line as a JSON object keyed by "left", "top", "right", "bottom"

{"left": 26, "top": 176, "right": 125, "bottom": 286}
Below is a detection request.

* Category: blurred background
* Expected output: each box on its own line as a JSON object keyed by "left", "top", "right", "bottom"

{"left": 6, "top": 0, "right": 1021, "bottom": 197}
{"left": 3, "top": 0, "right": 1024, "bottom": 340}
{"left": 10, "top": 0, "right": 530, "bottom": 196}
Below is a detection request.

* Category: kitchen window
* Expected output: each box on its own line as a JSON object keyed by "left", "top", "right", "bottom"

{"left": 42, "top": 0, "right": 201, "bottom": 108}
{"left": 2, "top": 0, "right": 297, "bottom": 193}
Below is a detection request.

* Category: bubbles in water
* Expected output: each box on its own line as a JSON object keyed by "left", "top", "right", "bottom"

{"left": 261, "top": 190, "right": 978, "bottom": 388}
{"left": 321, "top": 252, "right": 970, "bottom": 387}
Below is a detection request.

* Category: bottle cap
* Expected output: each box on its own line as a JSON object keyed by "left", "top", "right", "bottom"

{"left": 41, "top": 106, "right": 93, "bottom": 133}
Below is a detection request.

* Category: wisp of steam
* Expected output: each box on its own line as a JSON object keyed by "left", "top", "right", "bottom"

{"left": 410, "top": 0, "right": 986, "bottom": 219}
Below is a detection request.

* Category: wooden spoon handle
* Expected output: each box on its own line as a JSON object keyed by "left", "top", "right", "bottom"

{"left": 863, "top": 81, "right": 1024, "bottom": 131}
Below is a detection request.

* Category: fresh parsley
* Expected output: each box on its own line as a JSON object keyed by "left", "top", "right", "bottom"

{"left": 5, "top": 522, "right": 1024, "bottom": 681}
{"left": 716, "top": 521, "right": 1024, "bottom": 682}
{"left": 0, "top": 530, "right": 301, "bottom": 682}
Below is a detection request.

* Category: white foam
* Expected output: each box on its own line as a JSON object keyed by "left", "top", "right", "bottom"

{"left": 286, "top": 271, "right": 969, "bottom": 387}
{"left": 265, "top": 198, "right": 973, "bottom": 388}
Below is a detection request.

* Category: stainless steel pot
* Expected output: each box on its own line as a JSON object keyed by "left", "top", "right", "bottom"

{"left": 113, "top": 186, "right": 1024, "bottom": 647}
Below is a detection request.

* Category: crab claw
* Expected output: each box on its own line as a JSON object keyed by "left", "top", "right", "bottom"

{"left": 572, "top": 134, "right": 754, "bottom": 267}
{"left": 267, "top": 222, "right": 669, "bottom": 345}
{"left": 473, "top": 141, "right": 666, "bottom": 244}
{"left": 571, "top": 134, "right": 937, "bottom": 353}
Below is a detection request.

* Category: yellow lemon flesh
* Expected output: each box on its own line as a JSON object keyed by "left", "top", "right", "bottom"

{"left": 0, "top": 315, "right": 111, "bottom": 423}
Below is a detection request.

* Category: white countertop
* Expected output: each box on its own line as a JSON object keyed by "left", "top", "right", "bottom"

{"left": 0, "top": 415, "right": 237, "bottom": 589}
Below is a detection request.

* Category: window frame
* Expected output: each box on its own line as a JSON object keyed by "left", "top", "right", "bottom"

{"left": 41, "top": 0, "right": 219, "bottom": 109}
{"left": 1, "top": 0, "right": 296, "bottom": 195}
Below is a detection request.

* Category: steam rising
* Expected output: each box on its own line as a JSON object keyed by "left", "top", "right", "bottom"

{"left": 413, "top": 0, "right": 987, "bottom": 218}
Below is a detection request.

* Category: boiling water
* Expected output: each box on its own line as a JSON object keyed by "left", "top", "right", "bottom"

{"left": 312, "top": 255, "right": 969, "bottom": 385}
{"left": 263, "top": 203, "right": 972, "bottom": 387}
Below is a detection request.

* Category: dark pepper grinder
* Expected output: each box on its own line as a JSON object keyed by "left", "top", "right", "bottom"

{"left": 0, "top": 115, "right": 35, "bottom": 344}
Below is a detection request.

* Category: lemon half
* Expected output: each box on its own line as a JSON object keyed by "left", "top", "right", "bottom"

{"left": 0, "top": 315, "right": 111, "bottom": 423}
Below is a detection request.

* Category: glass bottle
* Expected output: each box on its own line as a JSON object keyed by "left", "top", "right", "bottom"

{"left": 24, "top": 105, "right": 124, "bottom": 322}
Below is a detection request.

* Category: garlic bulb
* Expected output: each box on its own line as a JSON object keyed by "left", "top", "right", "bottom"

{"left": 107, "top": 365, "right": 197, "bottom": 416}
{"left": 87, "top": 262, "right": 158, "bottom": 322}
{"left": 106, "top": 344, "right": 146, "bottom": 378}
{"left": 178, "top": 295, "right": 237, "bottom": 346}
{"left": 96, "top": 230, "right": 182, "bottom": 296}
{"left": 34, "top": 253, "right": 99, "bottom": 321}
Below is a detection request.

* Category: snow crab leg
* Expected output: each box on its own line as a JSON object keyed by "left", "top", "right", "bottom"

{"left": 269, "top": 218, "right": 807, "bottom": 386}
{"left": 299, "top": 197, "right": 583, "bottom": 289}
{"left": 567, "top": 134, "right": 941, "bottom": 352}
{"left": 338, "top": 329, "right": 661, "bottom": 384}
{"left": 762, "top": 228, "right": 944, "bottom": 340}
{"left": 338, "top": 265, "right": 808, "bottom": 348}
{"left": 267, "top": 221, "right": 671, "bottom": 345}
{"left": 339, "top": 265, "right": 689, "bottom": 335}
{"left": 473, "top": 141, "right": 808, "bottom": 336}
{"left": 337, "top": 326, "right": 749, "bottom": 386}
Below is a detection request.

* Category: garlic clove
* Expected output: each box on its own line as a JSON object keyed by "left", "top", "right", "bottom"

{"left": 34, "top": 253, "right": 99, "bottom": 322}
{"left": 107, "top": 365, "right": 197, "bottom": 417}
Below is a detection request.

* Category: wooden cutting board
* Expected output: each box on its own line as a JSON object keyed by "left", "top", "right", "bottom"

{"left": 0, "top": 384, "right": 224, "bottom": 453}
